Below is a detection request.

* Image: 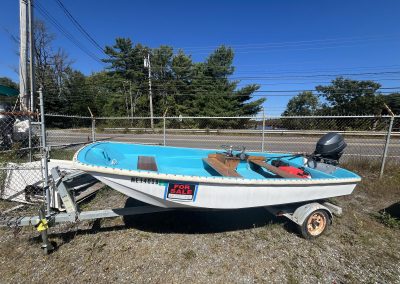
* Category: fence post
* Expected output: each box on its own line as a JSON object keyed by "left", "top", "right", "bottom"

{"left": 88, "top": 107, "right": 96, "bottom": 142}
{"left": 163, "top": 117, "right": 166, "bottom": 146}
{"left": 28, "top": 116, "right": 32, "bottom": 162}
{"left": 92, "top": 118, "right": 96, "bottom": 142}
{"left": 39, "top": 87, "right": 50, "bottom": 214}
{"left": 163, "top": 108, "right": 168, "bottom": 146}
{"left": 379, "top": 115, "right": 394, "bottom": 178}
{"left": 261, "top": 109, "right": 266, "bottom": 152}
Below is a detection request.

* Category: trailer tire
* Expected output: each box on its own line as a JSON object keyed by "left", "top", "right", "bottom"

{"left": 299, "top": 209, "right": 330, "bottom": 239}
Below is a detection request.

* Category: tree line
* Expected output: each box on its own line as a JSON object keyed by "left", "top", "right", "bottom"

{"left": 283, "top": 77, "right": 400, "bottom": 116}
{"left": 1, "top": 20, "right": 399, "bottom": 127}
{"left": 32, "top": 21, "right": 263, "bottom": 123}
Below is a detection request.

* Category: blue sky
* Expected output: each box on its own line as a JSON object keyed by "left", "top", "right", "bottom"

{"left": 1, "top": 0, "right": 400, "bottom": 115}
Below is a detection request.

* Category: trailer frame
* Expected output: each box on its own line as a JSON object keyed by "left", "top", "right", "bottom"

{"left": 1, "top": 166, "right": 343, "bottom": 253}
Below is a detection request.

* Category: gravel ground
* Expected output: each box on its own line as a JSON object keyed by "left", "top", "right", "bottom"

{"left": 0, "top": 165, "right": 399, "bottom": 283}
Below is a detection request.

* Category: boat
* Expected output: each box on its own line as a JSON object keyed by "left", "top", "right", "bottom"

{"left": 73, "top": 133, "right": 361, "bottom": 209}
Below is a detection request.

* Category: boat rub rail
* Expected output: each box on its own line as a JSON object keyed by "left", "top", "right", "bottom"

{"left": 74, "top": 160, "right": 360, "bottom": 186}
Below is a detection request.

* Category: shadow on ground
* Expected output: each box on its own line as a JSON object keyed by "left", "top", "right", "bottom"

{"left": 382, "top": 202, "right": 400, "bottom": 219}
{"left": 122, "top": 198, "right": 283, "bottom": 234}
{"left": 36, "top": 197, "right": 288, "bottom": 249}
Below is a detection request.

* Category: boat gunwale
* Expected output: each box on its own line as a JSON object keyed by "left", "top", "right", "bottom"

{"left": 73, "top": 143, "right": 361, "bottom": 186}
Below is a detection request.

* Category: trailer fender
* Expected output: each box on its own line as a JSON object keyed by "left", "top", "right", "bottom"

{"left": 284, "top": 202, "right": 333, "bottom": 226}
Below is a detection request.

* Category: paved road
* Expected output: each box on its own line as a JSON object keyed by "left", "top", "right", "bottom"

{"left": 47, "top": 130, "right": 400, "bottom": 159}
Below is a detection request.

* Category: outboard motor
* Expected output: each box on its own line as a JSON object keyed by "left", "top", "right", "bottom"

{"left": 313, "top": 132, "right": 347, "bottom": 165}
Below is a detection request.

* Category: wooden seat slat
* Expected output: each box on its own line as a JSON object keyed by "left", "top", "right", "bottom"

{"left": 138, "top": 156, "right": 158, "bottom": 172}
{"left": 203, "top": 158, "right": 242, "bottom": 177}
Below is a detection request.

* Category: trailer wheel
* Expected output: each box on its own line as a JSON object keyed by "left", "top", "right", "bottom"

{"left": 299, "top": 209, "right": 330, "bottom": 239}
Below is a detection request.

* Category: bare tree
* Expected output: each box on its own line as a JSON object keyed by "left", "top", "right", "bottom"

{"left": 52, "top": 48, "right": 73, "bottom": 97}
{"left": 33, "top": 20, "right": 55, "bottom": 88}
{"left": 33, "top": 20, "right": 73, "bottom": 98}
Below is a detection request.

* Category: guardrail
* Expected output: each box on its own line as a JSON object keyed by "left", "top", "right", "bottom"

{"left": 97, "top": 127, "right": 400, "bottom": 137}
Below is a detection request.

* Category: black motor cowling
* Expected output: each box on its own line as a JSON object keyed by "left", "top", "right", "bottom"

{"left": 313, "top": 132, "right": 347, "bottom": 164}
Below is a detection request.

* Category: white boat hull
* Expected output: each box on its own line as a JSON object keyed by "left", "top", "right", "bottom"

{"left": 90, "top": 172, "right": 357, "bottom": 209}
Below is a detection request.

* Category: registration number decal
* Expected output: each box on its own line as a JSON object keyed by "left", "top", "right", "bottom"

{"left": 164, "top": 183, "right": 198, "bottom": 201}
{"left": 131, "top": 177, "right": 159, "bottom": 184}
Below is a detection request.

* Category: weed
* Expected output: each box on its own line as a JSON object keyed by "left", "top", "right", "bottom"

{"left": 373, "top": 211, "right": 400, "bottom": 229}
{"left": 341, "top": 158, "right": 382, "bottom": 175}
{"left": 286, "top": 272, "right": 299, "bottom": 284}
{"left": 182, "top": 249, "right": 197, "bottom": 260}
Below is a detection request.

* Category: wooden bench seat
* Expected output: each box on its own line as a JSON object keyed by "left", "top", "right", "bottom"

{"left": 203, "top": 157, "right": 242, "bottom": 177}
{"left": 137, "top": 156, "right": 158, "bottom": 172}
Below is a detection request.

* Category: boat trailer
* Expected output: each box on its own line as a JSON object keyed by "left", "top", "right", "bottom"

{"left": 1, "top": 166, "right": 342, "bottom": 254}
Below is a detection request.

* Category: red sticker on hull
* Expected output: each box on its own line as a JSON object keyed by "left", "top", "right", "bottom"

{"left": 166, "top": 183, "right": 198, "bottom": 201}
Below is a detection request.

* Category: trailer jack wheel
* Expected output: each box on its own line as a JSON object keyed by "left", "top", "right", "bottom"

{"left": 299, "top": 209, "right": 330, "bottom": 239}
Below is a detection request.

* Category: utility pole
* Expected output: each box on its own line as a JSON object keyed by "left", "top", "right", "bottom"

{"left": 19, "top": 0, "right": 29, "bottom": 111}
{"left": 144, "top": 53, "right": 154, "bottom": 129}
{"left": 28, "top": 0, "right": 35, "bottom": 111}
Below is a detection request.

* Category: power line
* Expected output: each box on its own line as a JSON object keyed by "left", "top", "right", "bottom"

{"left": 131, "top": 89, "right": 399, "bottom": 95}
{"left": 234, "top": 79, "right": 400, "bottom": 86}
{"left": 139, "top": 77, "right": 400, "bottom": 90}
{"left": 134, "top": 63, "right": 400, "bottom": 79}
{"left": 230, "top": 65, "right": 400, "bottom": 75}
{"left": 34, "top": 1, "right": 104, "bottom": 64}
{"left": 28, "top": 5, "right": 400, "bottom": 91}
{"left": 49, "top": 78, "right": 400, "bottom": 93}
{"left": 103, "top": 75, "right": 400, "bottom": 88}
{"left": 170, "top": 60, "right": 396, "bottom": 69}
{"left": 42, "top": 90, "right": 398, "bottom": 103}
{"left": 225, "top": 70, "right": 400, "bottom": 80}
{"left": 177, "top": 34, "right": 400, "bottom": 50}
{"left": 53, "top": 0, "right": 106, "bottom": 55}
{"left": 187, "top": 41, "right": 400, "bottom": 55}
{"left": 139, "top": 73, "right": 400, "bottom": 85}
{"left": 26, "top": 3, "right": 400, "bottom": 72}
{"left": 148, "top": 87, "right": 400, "bottom": 93}
{"left": 146, "top": 63, "right": 400, "bottom": 72}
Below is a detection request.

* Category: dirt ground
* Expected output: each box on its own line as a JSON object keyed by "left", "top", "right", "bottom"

{"left": 0, "top": 164, "right": 399, "bottom": 283}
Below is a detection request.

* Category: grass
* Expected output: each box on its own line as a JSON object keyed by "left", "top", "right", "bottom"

{"left": 374, "top": 211, "right": 400, "bottom": 229}
{"left": 0, "top": 162, "right": 399, "bottom": 283}
{"left": 342, "top": 157, "right": 385, "bottom": 175}
{"left": 49, "top": 148, "right": 77, "bottom": 160}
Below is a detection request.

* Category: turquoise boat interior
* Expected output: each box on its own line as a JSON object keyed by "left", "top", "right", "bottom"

{"left": 76, "top": 142, "right": 360, "bottom": 180}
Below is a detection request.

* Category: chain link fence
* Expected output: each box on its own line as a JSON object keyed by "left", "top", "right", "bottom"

{"left": 45, "top": 114, "right": 93, "bottom": 148}
{"left": 262, "top": 116, "right": 397, "bottom": 160}
{"left": 387, "top": 116, "right": 400, "bottom": 163}
{"left": 44, "top": 113, "right": 399, "bottom": 164}
{"left": 96, "top": 116, "right": 165, "bottom": 146}
{"left": 1, "top": 111, "right": 399, "bottom": 230}
{"left": 0, "top": 111, "right": 45, "bottom": 225}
